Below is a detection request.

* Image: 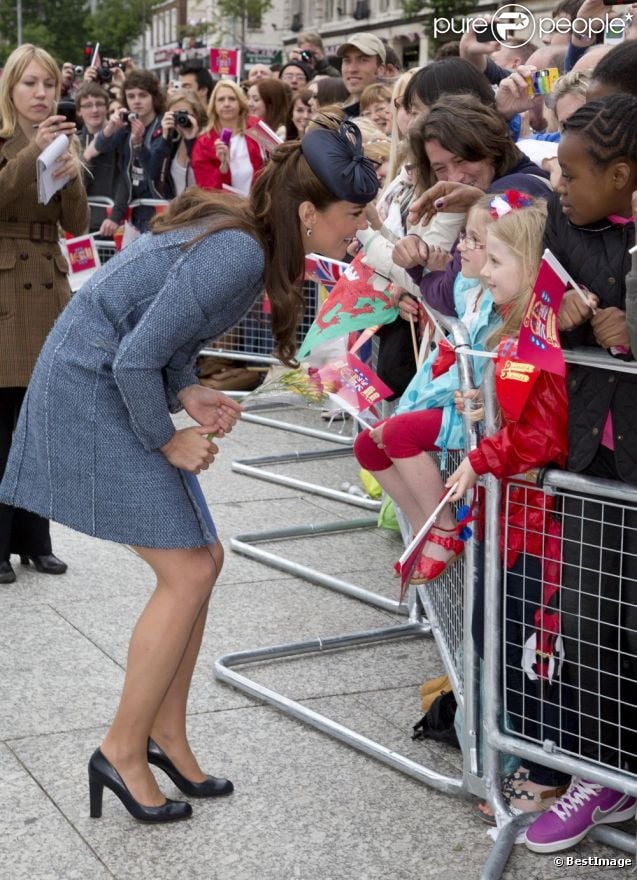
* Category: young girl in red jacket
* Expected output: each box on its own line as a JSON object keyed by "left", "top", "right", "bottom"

{"left": 192, "top": 80, "right": 264, "bottom": 194}
{"left": 444, "top": 193, "right": 573, "bottom": 821}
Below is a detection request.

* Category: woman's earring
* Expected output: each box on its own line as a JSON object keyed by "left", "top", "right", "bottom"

{"left": 306, "top": 227, "right": 312, "bottom": 237}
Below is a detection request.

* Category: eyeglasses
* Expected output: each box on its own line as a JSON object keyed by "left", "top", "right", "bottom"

{"left": 282, "top": 73, "right": 306, "bottom": 82}
{"left": 79, "top": 102, "right": 107, "bottom": 110}
{"left": 458, "top": 232, "right": 486, "bottom": 250}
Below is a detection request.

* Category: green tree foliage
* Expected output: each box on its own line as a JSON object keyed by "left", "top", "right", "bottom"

{"left": 86, "top": 0, "right": 163, "bottom": 58}
{"left": 0, "top": 0, "right": 89, "bottom": 64}
{"left": 213, "top": 0, "right": 273, "bottom": 42}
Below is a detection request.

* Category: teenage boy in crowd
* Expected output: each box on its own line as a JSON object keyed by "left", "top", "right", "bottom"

{"left": 93, "top": 69, "right": 165, "bottom": 232}
{"left": 179, "top": 63, "right": 216, "bottom": 106}
{"left": 336, "top": 33, "right": 387, "bottom": 118}
{"left": 75, "top": 82, "right": 129, "bottom": 237}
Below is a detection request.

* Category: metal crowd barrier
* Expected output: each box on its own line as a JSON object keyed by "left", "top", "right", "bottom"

{"left": 216, "top": 319, "right": 487, "bottom": 807}
{"left": 479, "top": 353, "right": 637, "bottom": 874}
{"left": 218, "top": 340, "right": 637, "bottom": 878}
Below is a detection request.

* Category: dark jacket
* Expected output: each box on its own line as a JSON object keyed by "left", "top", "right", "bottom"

{"left": 78, "top": 128, "right": 130, "bottom": 229}
{"left": 408, "top": 156, "right": 552, "bottom": 316}
{"left": 147, "top": 133, "right": 197, "bottom": 200}
{"left": 94, "top": 115, "right": 164, "bottom": 231}
{"left": 543, "top": 192, "right": 637, "bottom": 483}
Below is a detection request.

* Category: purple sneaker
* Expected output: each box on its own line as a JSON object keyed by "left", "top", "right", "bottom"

{"left": 525, "top": 778, "right": 637, "bottom": 854}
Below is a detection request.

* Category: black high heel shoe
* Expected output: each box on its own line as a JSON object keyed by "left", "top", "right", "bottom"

{"left": 88, "top": 749, "right": 192, "bottom": 822}
{"left": 147, "top": 738, "right": 234, "bottom": 798}
{"left": 20, "top": 554, "right": 67, "bottom": 575}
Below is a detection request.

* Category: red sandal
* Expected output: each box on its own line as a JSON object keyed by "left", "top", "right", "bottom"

{"left": 409, "top": 525, "right": 464, "bottom": 585}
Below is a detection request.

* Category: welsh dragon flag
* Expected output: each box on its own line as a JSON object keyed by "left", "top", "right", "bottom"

{"left": 298, "top": 251, "right": 399, "bottom": 359}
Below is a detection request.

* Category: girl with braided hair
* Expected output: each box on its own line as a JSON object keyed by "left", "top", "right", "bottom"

{"left": 525, "top": 93, "right": 637, "bottom": 855}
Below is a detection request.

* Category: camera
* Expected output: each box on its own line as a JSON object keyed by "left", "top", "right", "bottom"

{"left": 299, "top": 49, "right": 313, "bottom": 64}
{"left": 173, "top": 110, "right": 192, "bottom": 128}
{"left": 121, "top": 111, "right": 138, "bottom": 125}
{"left": 96, "top": 65, "right": 113, "bottom": 84}
{"left": 74, "top": 65, "right": 84, "bottom": 77}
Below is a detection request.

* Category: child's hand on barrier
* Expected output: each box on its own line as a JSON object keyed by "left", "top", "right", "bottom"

{"left": 445, "top": 457, "right": 478, "bottom": 501}
{"left": 591, "top": 307, "right": 630, "bottom": 350}
{"left": 454, "top": 389, "right": 482, "bottom": 419}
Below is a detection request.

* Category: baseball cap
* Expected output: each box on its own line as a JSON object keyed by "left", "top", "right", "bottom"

{"left": 336, "top": 34, "right": 386, "bottom": 64}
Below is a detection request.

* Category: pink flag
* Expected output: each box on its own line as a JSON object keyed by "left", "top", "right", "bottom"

{"left": 517, "top": 249, "right": 570, "bottom": 376}
{"left": 317, "top": 353, "right": 393, "bottom": 414}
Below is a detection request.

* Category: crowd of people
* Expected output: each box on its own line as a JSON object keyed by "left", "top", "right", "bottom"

{"left": 0, "top": 0, "right": 636, "bottom": 861}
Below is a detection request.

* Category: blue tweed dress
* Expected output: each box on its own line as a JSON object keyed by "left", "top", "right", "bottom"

{"left": 0, "top": 226, "right": 265, "bottom": 548}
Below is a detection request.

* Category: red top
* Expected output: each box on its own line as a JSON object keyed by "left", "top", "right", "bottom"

{"left": 191, "top": 117, "right": 264, "bottom": 191}
{"left": 468, "top": 342, "right": 568, "bottom": 567}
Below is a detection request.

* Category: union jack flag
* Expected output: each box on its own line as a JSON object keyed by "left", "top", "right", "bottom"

{"left": 304, "top": 253, "right": 348, "bottom": 290}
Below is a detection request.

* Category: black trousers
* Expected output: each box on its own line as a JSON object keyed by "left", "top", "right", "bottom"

{"left": 0, "top": 387, "right": 52, "bottom": 561}
{"left": 472, "top": 548, "right": 571, "bottom": 788}
{"left": 560, "top": 446, "right": 637, "bottom": 772}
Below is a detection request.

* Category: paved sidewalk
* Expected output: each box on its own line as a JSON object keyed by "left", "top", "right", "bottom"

{"left": 0, "top": 409, "right": 626, "bottom": 880}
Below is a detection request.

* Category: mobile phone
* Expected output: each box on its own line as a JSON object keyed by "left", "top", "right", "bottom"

{"left": 57, "top": 100, "right": 77, "bottom": 125}
{"left": 524, "top": 67, "right": 559, "bottom": 98}
{"left": 475, "top": 22, "right": 499, "bottom": 43}
{"left": 220, "top": 128, "right": 232, "bottom": 145}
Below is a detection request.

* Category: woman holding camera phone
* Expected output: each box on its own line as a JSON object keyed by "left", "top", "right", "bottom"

{"left": 149, "top": 92, "right": 207, "bottom": 199}
{"left": 0, "top": 44, "right": 89, "bottom": 585}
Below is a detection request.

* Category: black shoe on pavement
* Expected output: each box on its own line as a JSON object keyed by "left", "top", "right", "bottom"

{"left": 0, "top": 560, "right": 16, "bottom": 584}
{"left": 20, "top": 554, "right": 68, "bottom": 575}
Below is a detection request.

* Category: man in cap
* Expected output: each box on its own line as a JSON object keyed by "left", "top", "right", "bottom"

{"left": 337, "top": 33, "right": 386, "bottom": 118}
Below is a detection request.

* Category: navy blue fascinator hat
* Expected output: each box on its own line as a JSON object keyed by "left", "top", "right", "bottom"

{"left": 301, "top": 120, "right": 379, "bottom": 204}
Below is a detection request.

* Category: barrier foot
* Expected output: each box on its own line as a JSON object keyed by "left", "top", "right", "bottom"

{"left": 241, "top": 410, "right": 354, "bottom": 444}
{"left": 231, "top": 518, "right": 407, "bottom": 615}
{"left": 481, "top": 813, "right": 536, "bottom": 880}
{"left": 232, "top": 447, "right": 381, "bottom": 511}
{"left": 214, "top": 621, "right": 472, "bottom": 797}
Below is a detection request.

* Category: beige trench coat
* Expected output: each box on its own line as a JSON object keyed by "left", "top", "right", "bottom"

{"left": 0, "top": 128, "right": 89, "bottom": 387}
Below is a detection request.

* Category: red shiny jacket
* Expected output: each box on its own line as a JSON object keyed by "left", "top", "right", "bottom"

{"left": 468, "top": 351, "right": 568, "bottom": 566}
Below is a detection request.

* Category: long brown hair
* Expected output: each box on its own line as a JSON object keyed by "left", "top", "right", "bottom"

{"left": 151, "top": 137, "right": 343, "bottom": 365}
{"left": 409, "top": 94, "right": 523, "bottom": 192}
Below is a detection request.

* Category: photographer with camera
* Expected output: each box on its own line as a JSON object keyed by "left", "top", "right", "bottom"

{"left": 289, "top": 32, "right": 341, "bottom": 77}
{"left": 75, "top": 82, "right": 129, "bottom": 236}
{"left": 148, "top": 92, "right": 206, "bottom": 198}
{"left": 92, "top": 69, "right": 165, "bottom": 232}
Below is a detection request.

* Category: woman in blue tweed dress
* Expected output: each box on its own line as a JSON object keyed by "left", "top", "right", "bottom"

{"left": 0, "top": 119, "right": 379, "bottom": 823}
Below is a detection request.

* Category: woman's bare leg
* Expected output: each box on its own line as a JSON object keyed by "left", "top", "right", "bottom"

{"left": 100, "top": 542, "right": 220, "bottom": 805}
{"left": 149, "top": 543, "right": 224, "bottom": 782}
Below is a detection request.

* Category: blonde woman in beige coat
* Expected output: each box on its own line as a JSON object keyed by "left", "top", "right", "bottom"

{"left": 0, "top": 44, "right": 89, "bottom": 585}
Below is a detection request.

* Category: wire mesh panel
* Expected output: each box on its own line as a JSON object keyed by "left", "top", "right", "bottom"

{"left": 95, "top": 240, "right": 117, "bottom": 265}
{"left": 203, "top": 280, "right": 319, "bottom": 364}
{"left": 417, "top": 449, "right": 468, "bottom": 696}
{"left": 501, "top": 476, "right": 637, "bottom": 778}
